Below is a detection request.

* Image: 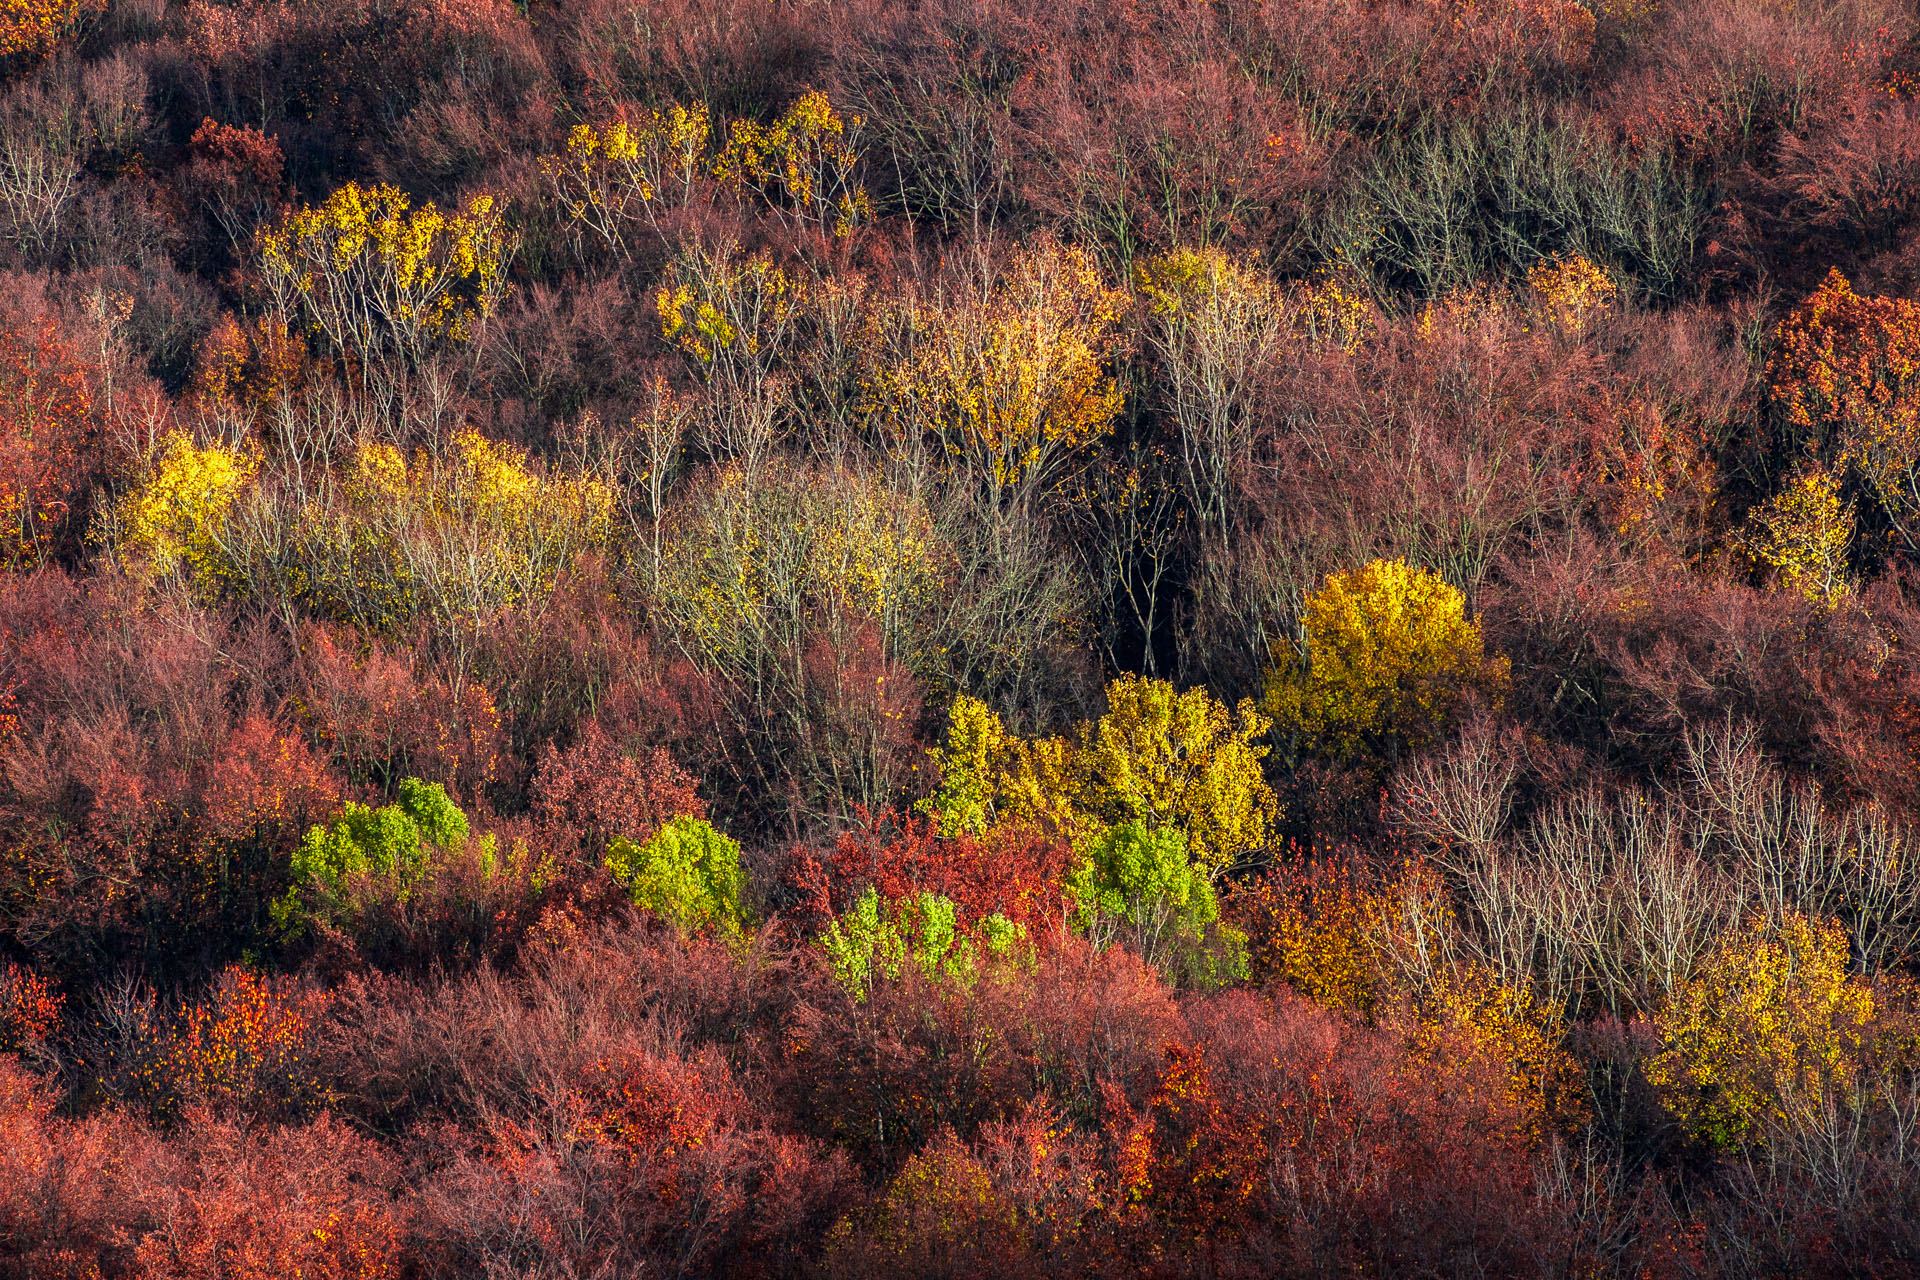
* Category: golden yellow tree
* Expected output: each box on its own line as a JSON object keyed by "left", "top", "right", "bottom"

{"left": 926, "top": 674, "right": 1277, "bottom": 874}
{"left": 539, "top": 106, "right": 711, "bottom": 258}
{"left": 1647, "top": 913, "right": 1877, "bottom": 1150}
{"left": 1526, "top": 253, "right": 1617, "bottom": 332}
{"left": 870, "top": 239, "right": 1126, "bottom": 516}
{"left": 259, "top": 182, "right": 512, "bottom": 384}
{"left": 1738, "top": 466, "right": 1853, "bottom": 605}
{"left": 713, "top": 90, "right": 871, "bottom": 237}
{"left": 1264, "top": 558, "right": 1506, "bottom": 765}
{"left": 116, "top": 429, "right": 611, "bottom": 636}
{"left": 113, "top": 431, "right": 257, "bottom": 586}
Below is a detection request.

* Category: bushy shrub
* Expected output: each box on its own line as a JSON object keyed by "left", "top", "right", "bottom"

{"left": 926, "top": 674, "right": 1277, "bottom": 873}
{"left": 273, "top": 778, "right": 470, "bottom": 934}
{"left": 1066, "top": 821, "right": 1246, "bottom": 988}
{"left": 606, "top": 815, "right": 746, "bottom": 937}
{"left": 1647, "top": 912, "right": 1879, "bottom": 1151}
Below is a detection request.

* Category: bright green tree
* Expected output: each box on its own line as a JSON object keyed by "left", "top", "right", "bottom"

{"left": 272, "top": 778, "right": 469, "bottom": 934}
{"left": 606, "top": 816, "right": 746, "bottom": 937}
{"left": 818, "top": 885, "right": 1024, "bottom": 1001}
{"left": 1067, "top": 821, "right": 1247, "bottom": 988}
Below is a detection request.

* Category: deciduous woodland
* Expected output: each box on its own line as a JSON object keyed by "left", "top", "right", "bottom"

{"left": 5, "top": 0, "right": 1920, "bottom": 1275}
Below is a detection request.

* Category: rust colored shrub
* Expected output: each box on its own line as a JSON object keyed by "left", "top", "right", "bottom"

{"left": 817, "top": 809, "right": 1073, "bottom": 934}
{"left": 0, "top": 1054, "right": 152, "bottom": 1280}
{"left": 0, "top": 315, "right": 102, "bottom": 568}
{"left": 531, "top": 719, "right": 704, "bottom": 863}
{"left": 418, "top": 1041, "right": 851, "bottom": 1279}
{"left": 0, "top": 575, "right": 342, "bottom": 978}
{"left": 0, "top": 959, "right": 59, "bottom": 1053}
{"left": 131, "top": 966, "right": 332, "bottom": 1125}
{"left": 128, "top": 1113, "right": 408, "bottom": 1280}
{"left": 291, "top": 624, "right": 502, "bottom": 800}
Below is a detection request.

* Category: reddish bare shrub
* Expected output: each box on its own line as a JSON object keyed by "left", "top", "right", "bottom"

{"left": 417, "top": 1042, "right": 850, "bottom": 1280}
{"left": 0, "top": 1055, "right": 152, "bottom": 1280}
{"left": 0, "top": 575, "right": 340, "bottom": 978}
{"left": 291, "top": 623, "right": 502, "bottom": 800}
{"left": 126, "top": 1112, "right": 408, "bottom": 1280}
{"left": 1485, "top": 543, "right": 1920, "bottom": 805}
{"left": 0, "top": 315, "right": 103, "bottom": 568}
{"left": 531, "top": 719, "right": 704, "bottom": 863}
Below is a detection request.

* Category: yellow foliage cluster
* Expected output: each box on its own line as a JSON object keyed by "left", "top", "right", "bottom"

{"left": 1526, "top": 253, "right": 1617, "bottom": 330}
{"left": 1133, "top": 247, "right": 1372, "bottom": 353}
{"left": 1292, "top": 274, "right": 1375, "bottom": 353}
{"left": 1413, "top": 283, "right": 1511, "bottom": 341}
{"left": 1240, "top": 861, "right": 1397, "bottom": 1016}
{"left": 713, "top": 90, "right": 872, "bottom": 237}
{"left": 871, "top": 240, "right": 1127, "bottom": 493}
{"left": 656, "top": 249, "right": 797, "bottom": 368}
{"left": 1647, "top": 913, "right": 1878, "bottom": 1150}
{"left": 259, "top": 182, "right": 511, "bottom": 368}
{"left": 314, "top": 431, "right": 612, "bottom": 630}
{"left": 927, "top": 674, "right": 1277, "bottom": 875}
{"left": 1132, "top": 247, "right": 1275, "bottom": 320}
{"left": 543, "top": 90, "right": 870, "bottom": 250}
{"left": 1265, "top": 558, "right": 1505, "bottom": 765}
{"left": 1415, "top": 962, "right": 1582, "bottom": 1142}
{"left": 0, "top": 0, "right": 80, "bottom": 63}
{"left": 1737, "top": 466, "right": 1854, "bottom": 604}
{"left": 540, "top": 104, "right": 710, "bottom": 255}
{"left": 1246, "top": 856, "right": 1577, "bottom": 1134}
{"left": 114, "top": 430, "right": 610, "bottom": 631}
{"left": 114, "top": 431, "right": 257, "bottom": 582}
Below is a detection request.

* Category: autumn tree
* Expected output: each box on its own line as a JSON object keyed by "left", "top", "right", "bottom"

{"left": 1265, "top": 558, "right": 1507, "bottom": 767}
{"left": 606, "top": 816, "right": 746, "bottom": 938}
{"left": 1767, "top": 268, "right": 1920, "bottom": 554}
{"left": 1647, "top": 913, "right": 1878, "bottom": 1151}
{"left": 259, "top": 181, "right": 512, "bottom": 405}
{"left": 869, "top": 238, "right": 1127, "bottom": 524}
{"left": 927, "top": 674, "right": 1276, "bottom": 874}
{"left": 0, "top": 315, "right": 99, "bottom": 567}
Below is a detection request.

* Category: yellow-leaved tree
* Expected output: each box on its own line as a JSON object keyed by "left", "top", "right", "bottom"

{"left": 540, "top": 105, "right": 711, "bottom": 258}
{"left": 1264, "top": 557, "right": 1506, "bottom": 766}
{"left": 115, "top": 429, "right": 610, "bottom": 636}
{"left": 112, "top": 431, "right": 257, "bottom": 587}
{"left": 0, "top": 0, "right": 80, "bottom": 66}
{"left": 1646, "top": 913, "right": 1878, "bottom": 1151}
{"left": 712, "top": 89, "right": 871, "bottom": 238}
{"left": 1737, "top": 465, "right": 1854, "bottom": 605}
{"left": 540, "top": 90, "right": 870, "bottom": 256}
{"left": 1526, "top": 253, "right": 1617, "bottom": 332}
{"left": 869, "top": 239, "right": 1127, "bottom": 518}
{"left": 925, "top": 674, "right": 1277, "bottom": 875}
{"left": 259, "top": 182, "right": 512, "bottom": 392}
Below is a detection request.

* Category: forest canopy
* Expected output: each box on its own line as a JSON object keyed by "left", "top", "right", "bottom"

{"left": 3, "top": 0, "right": 1920, "bottom": 1276}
